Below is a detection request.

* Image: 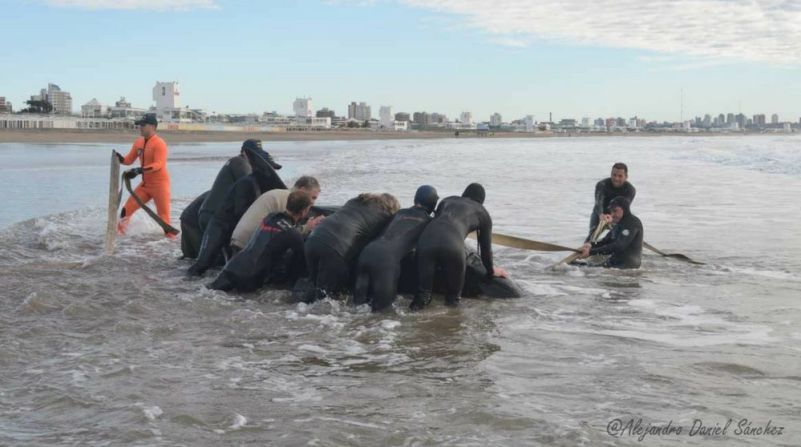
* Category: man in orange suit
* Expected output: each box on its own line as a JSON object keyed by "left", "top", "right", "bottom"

{"left": 115, "top": 113, "right": 173, "bottom": 238}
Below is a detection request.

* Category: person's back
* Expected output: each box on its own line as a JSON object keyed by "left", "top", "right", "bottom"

{"left": 308, "top": 197, "right": 394, "bottom": 262}
{"left": 304, "top": 193, "right": 400, "bottom": 301}
{"left": 231, "top": 189, "right": 291, "bottom": 249}
{"left": 354, "top": 187, "right": 436, "bottom": 311}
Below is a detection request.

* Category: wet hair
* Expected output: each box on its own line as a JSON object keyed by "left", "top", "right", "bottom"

{"left": 462, "top": 183, "right": 486, "bottom": 204}
{"left": 611, "top": 162, "right": 628, "bottom": 174}
{"left": 293, "top": 176, "right": 320, "bottom": 191}
{"left": 354, "top": 193, "right": 400, "bottom": 215}
{"left": 286, "top": 190, "right": 312, "bottom": 214}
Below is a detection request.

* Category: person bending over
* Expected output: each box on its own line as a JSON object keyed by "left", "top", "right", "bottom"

{"left": 304, "top": 193, "right": 400, "bottom": 302}
{"left": 209, "top": 190, "right": 313, "bottom": 292}
{"left": 412, "top": 183, "right": 507, "bottom": 310}
{"left": 230, "top": 176, "right": 323, "bottom": 252}
{"left": 353, "top": 185, "right": 439, "bottom": 311}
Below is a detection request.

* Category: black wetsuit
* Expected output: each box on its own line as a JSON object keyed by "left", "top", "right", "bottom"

{"left": 209, "top": 212, "right": 305, "bottom": 292}
{"left": 304, "top": 198, "right": 394, "bottom": 301}
{"left": 189, "top": 147, "right": 287, "bottom": 276}
{"left": 179, "top": 190, "right": 209, "bottom": 259}
{"left": 587, "top": 178, "right": 636, "bottom": 239}
{"left": 198, "top": 155, "right": 252, "bottom": 231}
{"left": 414, "top": 196, "right": 493, "bottom": 307}
{"left": 589, "top": 212, "right": 643, "bottom": 269}
{"left": 353, "top": 206, "right": 432, "bottom": 311}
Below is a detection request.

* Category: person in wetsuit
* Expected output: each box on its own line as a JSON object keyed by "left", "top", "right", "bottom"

{"left": 353, "top": 185, "right": 439, "bottom": 312}
{"left": 580, "top": 196, "right": 643, "bottom": 269}
{"left": 229, "top": 176, "right": 323, "bottom": 252}
{"left": 303, "top": 193, "right": 400, "bottom": 302}
{"left": 587, "top": 162, "right": 636, "bottom": 241}
{"left": 187, "top": 142, "right": 286, "bottom": 276}
{"left": 208, "top": 190, "right": 313, "bottom": 292}
{"left": 411, "top": 183, "right": 507, "bottom": 310}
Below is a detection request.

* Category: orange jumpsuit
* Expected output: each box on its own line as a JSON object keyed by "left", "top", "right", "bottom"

{"left": 118, "top": 133, "right": 171, "bottom": 235}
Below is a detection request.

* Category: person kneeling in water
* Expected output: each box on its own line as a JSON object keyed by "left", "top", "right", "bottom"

{"left": 579, "top": 196, "right": 643, "bottom": 269}
{"left": 353, "top": 185, "right": 439, "bottom": 312}
{"left": 209, "top": 190, "right": 313, "bottom": 292}
{"left": 411, "top": 183, "right": 508, "bottom": 310}
{"left": 304, "top": 193, "right": 400, "bottom": 302}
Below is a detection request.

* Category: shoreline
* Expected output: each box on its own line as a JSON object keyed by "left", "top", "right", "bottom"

{"left": 0, "top": 128, "right": 786, "bottom": 144}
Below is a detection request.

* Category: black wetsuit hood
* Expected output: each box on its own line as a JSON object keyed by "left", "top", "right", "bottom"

{"left": 462, "top": 183, "right": 486, "bottom": 204}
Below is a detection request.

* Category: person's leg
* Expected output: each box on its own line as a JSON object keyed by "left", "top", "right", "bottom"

{"left": 118, "top": 184, "right": 152, "bottom": 235}
{"left": 411, "top": 246, "right": 437, "bottom": 310}
{"left": 441, "top": 245, "right": 466, "bottom": 306}
{"left": 316, "top": 252, "right": 349, "bottom": 299}
{"left": 149, "top": 184, "right": 172, "bottom": 230}
{"left": 370, "top": 268, "right": 397, "bottom": 312}
{"left": 352, "top": 264, "right": 371, "bottom": 307}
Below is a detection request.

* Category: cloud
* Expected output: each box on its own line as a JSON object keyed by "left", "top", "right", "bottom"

{"left": 400, "top": 0, "right": 801, "bottom": 65}
{"left": 43, "top": 0, "right": 218, "bottom": 10}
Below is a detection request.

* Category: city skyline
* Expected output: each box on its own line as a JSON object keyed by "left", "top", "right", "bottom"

{"left": 2, "top": 1, "right": 801, "bottom": 122}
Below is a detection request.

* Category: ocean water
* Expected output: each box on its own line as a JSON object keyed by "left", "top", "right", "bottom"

{"left": 1, "top": 136, "right": 799, "bottom": 446}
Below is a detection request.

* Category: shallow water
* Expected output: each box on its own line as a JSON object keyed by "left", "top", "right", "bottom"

{"left": 1, "top": 136, "right": 800, "bottom": 446}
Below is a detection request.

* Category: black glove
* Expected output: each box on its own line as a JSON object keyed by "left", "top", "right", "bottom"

{"left": 114, "top": 151, "right": 124, "bottom": 163}
{"left": 124, "top": 167, "right": 143, "bottom": 179}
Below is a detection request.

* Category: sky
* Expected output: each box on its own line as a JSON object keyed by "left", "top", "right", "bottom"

{"left": 2, "top": 0, "right": 801, "bottom": 122}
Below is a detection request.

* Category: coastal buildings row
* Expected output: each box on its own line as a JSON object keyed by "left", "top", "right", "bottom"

{"left": 3, "top": 82, "right": 801, "bottom": 133}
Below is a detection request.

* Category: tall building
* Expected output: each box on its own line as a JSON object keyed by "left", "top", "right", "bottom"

{"left": 395, "top": 112, "right": 410, "bottom": 122}
{"left": 316, "top": 107, "right": 335, "bottom": 119}
{"left": 41, "top": 83, "right": 72, "bottom": 115}
{"left": 379, "top": 106, "right": 394, "bottom": 127}
{"left": 413, "top": 111, "right": 431, "bottom": 127}
{"left": 293, "top": 97, "right": 313, "bottom": 117}
{"left": 490, "top": 113, "right": 503, "bottom": 126}
{"left": 718, "top": 114, "right": 725, "bottom": 126}
{"left": 0, "top": 97, "right": 11, "bottom": 113}
{"left": 580, "top": 117, "right": 590, "bottom": 128}
{"left": 459, "top": 111, "right": 473, "bottom": 125}
{"left": 430, "top": 113, "right": 447, "bottom": 124}
{"left": 594, "top": 117, "right": 605, "bottom": 127}
{"left": 771, "top": 113, "right": 779, "bottom": 124}
{"left": 726, "top": 113, "right": 735, "bottom": 125}
{"left": 347, "top": 101, "right": 371, "bottom": 121}
{"left": 753, "top": 114, "right": 766, "bottom": 127}
{"left": 702, "top": 114, "right": 711, "bottom": 128}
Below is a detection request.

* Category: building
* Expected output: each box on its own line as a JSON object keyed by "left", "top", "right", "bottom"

{"left": 726, "top": 113, "right": 735, "bottom": 125}
{"left": 347, "top": 101, "right": 371, "bottom": 121}
{"left": 459, "top": 111, "right": 473, "bottom": 125}
{"left": 580, "top": 117, "right": 590, "bottom": 128}
{"left": 316, "top": 108, "right": 335, "bottom": 119}
{"left": 395, "top": 112, "right": 410, "bottom": 122}
{"left": 771, "top": 113, "right": 779, "bottom": 125}
{"left": 0, "top": 97, "right": 11, "bottom": 113}
{"left": 293, "top": 97, "right": 313, "bottom": 117}
{"left": 753, "top": 114, "right": 766, "bottom": 127}
{"left": 109, "top": 97, "right": 146, "bottom": 120}
{"left": 81, "top": 98, "right": 108, "bottom": 118}
{"left": 430, "top": 113, "right": 448, "bottom": 125}
{"left": 412, "top": 111, "right": 431, "bottom": 127}
{"left": 524, "top": 115, "right": 536, "bottom": 132}
{"left": 379, "top": 106, "right": 394, "bottom": 127}
{"left": 490, "top": 113, "right": 503, "bottom": 127}
{"left": 30, "top": 83, "right": 73, "bottom": 115}
{"left": 47, "top": 83, "right": 73, "bottom": 115}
